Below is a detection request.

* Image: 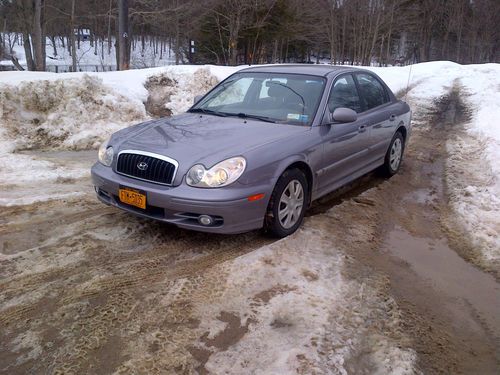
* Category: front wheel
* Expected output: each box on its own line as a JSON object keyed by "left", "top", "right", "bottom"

{"left": 265, "top": 169, "right": 308, "bottom": 238}
{"left": 380, "top": 131, "right": 405, "bottom": 177}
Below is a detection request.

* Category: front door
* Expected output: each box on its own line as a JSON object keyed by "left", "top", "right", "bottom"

{"left": 318, "top": 74, "right": 370, "bottom": 195}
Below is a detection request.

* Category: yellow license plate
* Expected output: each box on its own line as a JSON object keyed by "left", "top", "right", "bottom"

{"left": 119, "top": 187, "right": 146, "bottom": 209}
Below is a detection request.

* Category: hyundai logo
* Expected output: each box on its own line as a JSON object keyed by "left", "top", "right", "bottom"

{"left": 137, "top": 161, "right": 148, "bottom": 171}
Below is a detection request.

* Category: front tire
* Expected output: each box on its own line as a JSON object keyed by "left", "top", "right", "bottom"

{"left": 265, "top": 168, "right": 308, "bottom": 238}
{"left": 380, "top": 131, "right": 404, "bottom": 177}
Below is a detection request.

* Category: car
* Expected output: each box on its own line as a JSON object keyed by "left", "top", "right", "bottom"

{"left": 91, "top": 64, "right": 411, "bottom": 237}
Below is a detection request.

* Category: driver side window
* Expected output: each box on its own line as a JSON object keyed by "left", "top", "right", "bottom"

{"left": 328, "top": 74, "right": 362, "bottom": 113}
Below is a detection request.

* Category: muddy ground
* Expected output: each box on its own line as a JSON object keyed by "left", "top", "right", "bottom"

{"left": 0, "top": 86, "right": 499, "bottom": 374}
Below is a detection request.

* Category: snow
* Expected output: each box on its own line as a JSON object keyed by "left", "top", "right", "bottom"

{"left": 1, "top": 34, "right": 176, "bottom": 70}
{"left": 199, "top": 232, "right": 419, "bottom": 374}
{"left": 1, "top": 60, "right": 498, "bottom": 371}
{"left": 445, "top": 64, "right": 500, "bottom": 263}
{"left": 361, "top": 61, "right": 500, "bottom": 265}
{"left": 1, "top": 61, "right": 498, "bottom": 263}
{"left": 1, "top": 62, "right": 499, "bottom": 263}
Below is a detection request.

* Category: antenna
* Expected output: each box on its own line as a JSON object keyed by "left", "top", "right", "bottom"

{"left": 404, "top": 63, "right": 413, "bottom": 103}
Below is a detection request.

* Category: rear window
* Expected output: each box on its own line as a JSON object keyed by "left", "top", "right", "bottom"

{"left": 356, "top": 73, "right": 389, "bottom": 110}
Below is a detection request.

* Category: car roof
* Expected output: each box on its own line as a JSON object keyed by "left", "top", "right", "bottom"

{"left": 238, "top": 64, "right": 365, "bottom": 77}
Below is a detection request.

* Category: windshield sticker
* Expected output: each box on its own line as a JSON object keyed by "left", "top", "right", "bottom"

{"left": 288, "top": 114, "right": 309, "bottom": 122}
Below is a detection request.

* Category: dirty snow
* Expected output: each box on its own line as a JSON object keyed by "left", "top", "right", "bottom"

{"left": 200, "top": 232, "right": 418, "bottom": 375}
{"left": 365, "top": 62, "right": 500, "bottom": 269}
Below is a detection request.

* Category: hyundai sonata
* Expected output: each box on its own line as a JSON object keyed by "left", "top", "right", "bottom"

{"left": 91, "top": 65, "right": 411, "bottom": 237}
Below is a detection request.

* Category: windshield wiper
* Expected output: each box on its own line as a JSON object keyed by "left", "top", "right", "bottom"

{"left": 267, "top": 81, "right": 306, "bottom": 115}
{"left": 233, "top": 113, "right": 276, "bottom": 123}
{"left": 189, "top": 108, "right": 228, "bottom": 117}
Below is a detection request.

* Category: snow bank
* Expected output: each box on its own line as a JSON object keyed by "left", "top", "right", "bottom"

{"left": 0, "top": 74, "right": 146, "bottom": 151}
{"left": 366, "top": 61, "right": 500, "bottom": 268}
{"left": 198, "top": 231, "right": 418, "bottom": 374}
{"left": 446, "top": 64, "right": 500, "bottom": 265}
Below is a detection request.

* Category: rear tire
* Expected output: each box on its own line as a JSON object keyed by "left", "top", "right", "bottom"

{"left": 265, "top": 169, "right": 308, "bottom": 238}
{"left": 380, "top": 131, "right": 405, "bottom": 177}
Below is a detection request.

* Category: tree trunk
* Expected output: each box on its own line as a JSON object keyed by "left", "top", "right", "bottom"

{"left": 11, "top": 56, "right": 25, "bottom": 71}
{"left": 70, "top": 0, "right": 77, "bottom": 72}
{"left": 1, "top": 18, "right": 6, "bottom": 52}
{"left": 175, "top": 1, "right": 180, "bottom": 65}
{"left": 50, "top": 36, "right": 57, "bottom": 57}
{"left": 107, "top": 0, "right": 112, "bottom": 55}
{"left": 22, "top": 32, "right": 35, "bottom": 71}
{"left": 32, "top": 0, "right": 44, "bottom": 71}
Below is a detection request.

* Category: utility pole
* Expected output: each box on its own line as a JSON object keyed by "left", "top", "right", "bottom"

{"left": 118, "top": 0, "right": 129, "bottom": 70}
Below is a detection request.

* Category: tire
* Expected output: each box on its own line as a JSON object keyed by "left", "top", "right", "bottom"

{"left": 265, "top": 168, "right": 309, "bottom": 238}
{"left": 380, "top": 131, "right": 405, "bottom": 177}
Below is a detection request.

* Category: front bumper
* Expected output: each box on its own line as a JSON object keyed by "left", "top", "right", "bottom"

{"left": 91, "top": 162, "right": 271, "bottom": 234}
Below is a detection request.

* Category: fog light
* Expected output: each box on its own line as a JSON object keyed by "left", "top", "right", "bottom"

{"left": 198, "top": 215, "right": 214, "bottom": 226}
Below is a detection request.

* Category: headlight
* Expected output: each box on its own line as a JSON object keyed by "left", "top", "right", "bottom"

{"left": 98, "top": 139, "right": 114, "bottom": 166}
{"left": 186, "top": 157, "right": 246, "bottom": 188}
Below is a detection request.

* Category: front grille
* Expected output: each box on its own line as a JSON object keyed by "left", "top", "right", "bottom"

{"left": 116, "top": 151, "right": 177, "bottom": 185}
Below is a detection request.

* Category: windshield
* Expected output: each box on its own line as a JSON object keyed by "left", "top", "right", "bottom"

{"left": 190, "top": 72, "right": 326, "bottom": 125}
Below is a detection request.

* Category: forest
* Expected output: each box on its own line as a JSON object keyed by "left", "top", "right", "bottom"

{"left": 1, "top": 0, "right": 499, "bottom": 71}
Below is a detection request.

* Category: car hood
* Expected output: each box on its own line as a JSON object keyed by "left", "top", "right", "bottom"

{"left": 114, "top": 113, "right": 309, "bottom": 182}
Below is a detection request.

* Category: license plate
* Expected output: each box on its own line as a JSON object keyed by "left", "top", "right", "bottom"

{"left": 118, "top": 187, "right": 146, "bottom": 209}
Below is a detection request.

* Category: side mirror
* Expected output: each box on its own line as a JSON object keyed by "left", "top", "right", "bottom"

{"left": 193, "top": 95, "right": 203, "bottom": 104}
{"left": 331, "top": 107, "right": 357, "bottom": 123}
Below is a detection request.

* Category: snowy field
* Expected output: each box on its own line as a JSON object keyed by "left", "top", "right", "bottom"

{"left": 1, "top": 33, "right": 176, "bottom": 71}
{"left": 0, "top": 61, "right": 499, "bottom": 373}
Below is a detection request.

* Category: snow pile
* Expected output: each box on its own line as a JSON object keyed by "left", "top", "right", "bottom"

{"left": 0, "top": 74, "right": 146, "bottom": 151}
{"left": 194, "top": 230, "right": 417, "bottom": 374}
{"left": 145, "top": 67, "right": 220, "bottom": 116}
{"left": 446, "top": 64, "right": 500, "bottom": 266}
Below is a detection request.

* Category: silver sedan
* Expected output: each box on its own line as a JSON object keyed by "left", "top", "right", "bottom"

{"left": 91, "top": 65, "right": 411, "bottom": 237}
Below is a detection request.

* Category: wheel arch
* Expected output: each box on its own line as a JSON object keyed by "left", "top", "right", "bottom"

{"left": 396, "top": 123, "right": 407, "bottom": 143}
{"left": 274, "top": 158, "right": 314, "bottom": 207}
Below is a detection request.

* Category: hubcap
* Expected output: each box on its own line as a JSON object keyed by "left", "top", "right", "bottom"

{"left": 278, "top": 180, "right": 304, "bottom": 229}
{"left": 390, "top": 138, "right": 402, "bottom": 171}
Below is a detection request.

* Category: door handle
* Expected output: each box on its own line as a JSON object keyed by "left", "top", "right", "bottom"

{"left": 389, "top": 114, "right": 397, "bottom": 121}
{"left": 358, "top": 124, "right": 367, "bottom": 133}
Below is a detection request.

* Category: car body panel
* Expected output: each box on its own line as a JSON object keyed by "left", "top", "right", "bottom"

{"left": 91, "top": 64, "right": 412, "bottom": 234}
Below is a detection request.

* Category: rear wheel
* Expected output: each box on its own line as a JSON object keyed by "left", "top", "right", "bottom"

{"left": 380, "top": 131, "right": 405, "bottom": 177}
{"left": 265, "top": 169, "right": 308, "bottom": 238}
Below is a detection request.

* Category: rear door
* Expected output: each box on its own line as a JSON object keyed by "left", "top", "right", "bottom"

{"left": 318, "top": 73, "right": 371, "bottom": 194}
{"left": 354, "top": 72, "right": 398, "bottom": 163}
